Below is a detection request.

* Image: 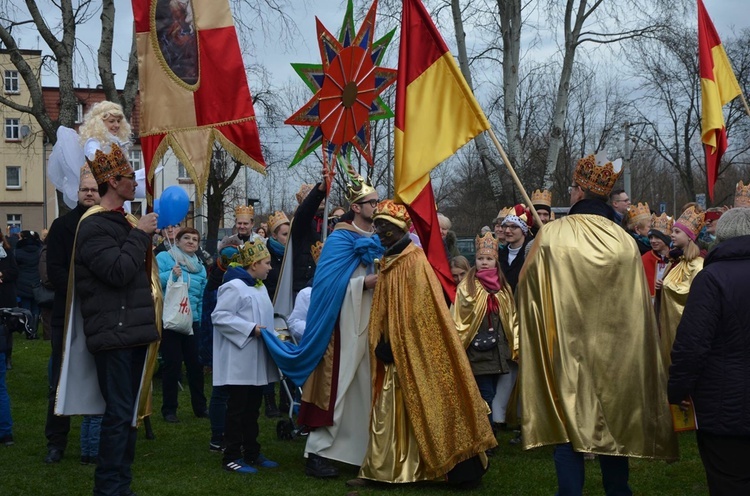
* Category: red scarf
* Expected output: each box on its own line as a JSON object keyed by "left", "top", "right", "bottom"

{"left": 477, "top": 268, "right": 501, "bottom": 315}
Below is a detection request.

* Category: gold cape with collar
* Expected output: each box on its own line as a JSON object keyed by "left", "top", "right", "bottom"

{"left": 55, "top": 206, "right": 162, "bottom": 425}
{"left": 516, "top": 214, "right": 678, "bottom": 460}
{"left": 452, "top": 275, "right": 519, "bottom": 359}
{"left": 658, "top": 257, "right": 703, "bottom": 370}
{"left": 363, "top": 242, "right": 495, "bottom": 480}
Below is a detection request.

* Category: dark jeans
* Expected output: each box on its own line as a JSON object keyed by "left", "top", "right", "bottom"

{"left": 0, "top": 352, "right": 11, "bottom": 438}
{"left": 696, "top": 430, "right": 750, "bottom": 495}
{"left": 160, "top": 325, "right": 206, "bottom": 417}
{"left": 553, "top": 443, "right": 631, "bottom": 496}
{"left": 93, "top": 346, "right": 147, "bottom": 496}
{"left": 222, "top": 385, "right": 263, "bottom": 465}
{"left": 45, "top": 325, "right": 70, "bottom": 450}
{"left": 209, "top": 385, "right": 230, "bottom": 443}
{"left": 475, "top": 373, "right": 499, "bottom": 426}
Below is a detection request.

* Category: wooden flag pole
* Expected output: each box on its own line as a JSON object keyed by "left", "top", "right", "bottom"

{"left": 486, "top": 128, "right": 544, "bottom": 229}
{"left": 739, "top": 92, "right": 750, "bottom": 118}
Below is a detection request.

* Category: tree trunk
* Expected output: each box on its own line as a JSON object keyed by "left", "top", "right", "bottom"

{"left": 451, "top": 0, "right": 504, "bottom": 209}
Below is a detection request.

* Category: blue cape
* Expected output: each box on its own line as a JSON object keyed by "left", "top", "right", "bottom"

{"left": 261, "top": 228, "right": 383, "bottom": 387}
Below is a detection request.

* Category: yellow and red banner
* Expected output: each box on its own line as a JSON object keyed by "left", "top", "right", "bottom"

{"left": 132, "top": 0, "right": 265, "bottom": 202}
{"left": 395, "top": 0, "right": 490, "bottom": 300}
{"left": 698, "top": 0, "right": 742, "bottom": 200}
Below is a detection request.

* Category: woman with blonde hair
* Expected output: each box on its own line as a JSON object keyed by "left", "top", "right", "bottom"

{"left": 659, "top": 206, "right": 705, "bottom": 369}
{"left": 78, "top": 101, "right": 133, "bottom": 159}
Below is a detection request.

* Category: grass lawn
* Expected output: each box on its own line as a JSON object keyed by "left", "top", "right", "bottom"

{"left": 1, "top": 337, "right": 709, "bottom": 496}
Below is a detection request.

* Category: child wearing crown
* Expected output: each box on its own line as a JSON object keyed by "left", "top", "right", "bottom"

{"left": 210, "top": 241, "right": 280, "bottom": 474}
{"left": 658, "top": 206, "right": 705, "bottom": 370}
{"left": 452, "top": 232, "right": 519, "bottom": 438}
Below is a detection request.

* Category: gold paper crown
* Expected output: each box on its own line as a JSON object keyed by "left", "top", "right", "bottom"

{"left": 345, "top": 175, "right": 377, "bottom": 204}
{"left": 235, "top": 204, "right": 254, "bottom": 220}
{"left": 573, "top": 152, "right": 623, "bottom": 196}
{"left": 310, "top": 241, "right": 324, "bottom": 264}
{"left": 80, "top": 164, "right": 94, "bottom": 182}
{"left": 267, "top": 211, "right": 290, "bottom": 234}
{"left": 531, "top": 189, "right": 552, "bottom": 208}
{"left": 626, "top": 202, "right": 651, "bottom": 227}
{"left": 650, "top": 213, "right": 673, "bottom": 235}
{"left": 238, "top": 240, "right": 270, "bottom": 267}
{"left": 735, "top": 180, "right": 750, "bottom": 208}
{"left": 373, "top": 200, "right": 411, "bottom": 230}
{"left": 475, "top": 231, "right": 499, "bottom": 258}
{"left": 494, "top": 206, "right": 514, "bottom": 222}
{"left": 675, "top": 206, "right": 705, "bottom": 239}
{"left": 86, "top": 142, "right": 131, "bottom": 185}
{"left": 296, "top": 184, "right": 315, "bottom": 204}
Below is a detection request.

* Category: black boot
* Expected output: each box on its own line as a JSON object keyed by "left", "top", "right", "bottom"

{"left": 264, "top": 393, "right": 281, "bottom": 418}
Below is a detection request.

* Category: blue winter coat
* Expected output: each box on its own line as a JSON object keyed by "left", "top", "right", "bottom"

{"left": 156, "top": 249, "right": 207, "bottom": 322}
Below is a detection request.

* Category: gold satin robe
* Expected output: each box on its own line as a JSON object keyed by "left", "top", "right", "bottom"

{"left": 359, "top": 243, "right": 495, "bottom": 483}
{"left": 658, "top": 257, "right": 704, "bottom": 369}
{"left": 516, "top": 214, "right": 678, "bottom": 460}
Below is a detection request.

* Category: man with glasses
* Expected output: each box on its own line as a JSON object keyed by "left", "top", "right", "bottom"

{"left": 57, "top": 143, "right": 160, "bottom": 496}
{"left": 517, "top": 153, "right": 677, "bottom": 495}
{"left": 43, "top": 165, "right": 101, "bottom": 464}
{"left": 499, "top": 204, "right": 534, "bottom": 292}
{"left": 609, "top": 189, "right": 631, "bottom": 226}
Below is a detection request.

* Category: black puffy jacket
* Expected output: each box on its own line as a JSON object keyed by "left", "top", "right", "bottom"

{"left": 75, "top": 211, "right": 159, "bottom": 354}
{"left": 668, "top": 234, "right": 750, "bottom": 436}
{"left": 291, "top": 183, "right": 326, "bottom": 293}
{"left": 14, "top": 237, "right": 42, "bottom": 299}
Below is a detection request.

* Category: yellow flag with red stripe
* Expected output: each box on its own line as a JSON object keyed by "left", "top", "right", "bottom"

{"left": 698, "top": 0, "right": 742, "bottom": 199}
{"left": 395, "top": 0, "right": 490, "bottom": 300}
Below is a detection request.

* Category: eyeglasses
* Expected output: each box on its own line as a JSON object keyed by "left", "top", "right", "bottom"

{"left": 567, "top": 184, "right": 580, "bottom": 194}
{"left": 118, "top": 172, "right": 136, "bottom": 180}
{"left": 502, "top": 225, "right": 521, "bottom": 230}
{"left": 79, "top": 188, "right": 98, "bottom": 194}
{"left": 356, "top": 199, "right": 379, "bottom": 208}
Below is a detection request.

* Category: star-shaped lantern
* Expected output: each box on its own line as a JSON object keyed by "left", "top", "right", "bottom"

{"left": 285, "top": 0, "right": 397, "bottom": 179}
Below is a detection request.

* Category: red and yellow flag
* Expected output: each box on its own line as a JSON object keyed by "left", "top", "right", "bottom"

{"left": 132, "top": 0, "right": 265, "bottom": 203}
{"left": 698, "top": 0, "right": 742, "bottom": 200}
{"left": 395, "top": 0, "right": 490, "bottom": 301}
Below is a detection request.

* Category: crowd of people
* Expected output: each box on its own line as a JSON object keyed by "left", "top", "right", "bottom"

{"left": 1, "top": 102, "right": 749, "bottom": 496}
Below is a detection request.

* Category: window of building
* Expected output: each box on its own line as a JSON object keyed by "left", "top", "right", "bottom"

{"left": 186, "top": 201, "right": 195, "bottom": 228}
{"left": 4, "top": 70, "right": 19, "bottom": 94}
{"left": 177, "top": 161, "right": 188, "bottom": 178}
{"left": 5, "top": 118, "right": 20, "bottom": 141}
{"left": 6, "top": 214, "right": 21, "bottom": 234}
{"left": 75, "top": 103, "right": 84, "bottom": 124}
{"left": 130, "top": 201, "right": 144, "bottom": 216}
{"left": 129, "top": 149, "right": 142, "bottom": 170}
{"left": 6, "top": 166, "right": 21, "bottom": 189}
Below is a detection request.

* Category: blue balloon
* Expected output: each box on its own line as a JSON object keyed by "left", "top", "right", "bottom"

{"left": 153, "top": 198, "right": 160, "bottom": 215}
{"left": 156, "top": 186, "right": 190, "bottom": 229}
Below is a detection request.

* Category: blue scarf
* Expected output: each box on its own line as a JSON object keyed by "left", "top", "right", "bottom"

{"left": 267, "top": 237, "right": 285, "bottom": 258}
{"left": 261, "top": 228, "right": 383, "bottom": 387}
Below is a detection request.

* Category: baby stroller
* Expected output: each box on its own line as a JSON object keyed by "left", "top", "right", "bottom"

{"left": 272, "top": 313, "right": 306, "bottom": 441}
{"left": 0, "top": 307, "right": 37, "bottom": 340}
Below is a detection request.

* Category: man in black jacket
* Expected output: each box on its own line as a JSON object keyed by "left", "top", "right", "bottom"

{"left": 43, "top": 166, "right": 100, "bottom": 464}
{"left": 291, "top": 183, "right": 326, "bottom": 294}
{"left": 74, "top": 144, "right": 159, "bottom": 496}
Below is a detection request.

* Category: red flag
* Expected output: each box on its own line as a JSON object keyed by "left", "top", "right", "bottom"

{"left": 395, "top": 0, "right": 490, "bottom": 301}
{"left": 698, "top": 0, "right": 742, "bottom": 200}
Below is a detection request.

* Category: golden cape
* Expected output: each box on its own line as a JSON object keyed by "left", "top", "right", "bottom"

{"left": 658, "top": 257, "right": 703, "bottom": 369}
{"left": 55, "top": 206, "right": 162, "bottom": 425}
{"left": 516, "top": 214, "right": 678, "bottom": 460}
{"left": 452, "top": 276, "right": 519, "bottom": 358}
{"left": 366, "top": 243, "right": 496, "bottom": 477}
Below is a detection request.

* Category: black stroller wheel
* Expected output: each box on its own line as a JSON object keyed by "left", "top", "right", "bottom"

{"left": 277, "top": 419, "right": 295, "bottom": 440}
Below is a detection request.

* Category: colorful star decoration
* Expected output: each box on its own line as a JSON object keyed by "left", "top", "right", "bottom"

{"left": 285, "top": 0, "right": 397, "bottom": 178}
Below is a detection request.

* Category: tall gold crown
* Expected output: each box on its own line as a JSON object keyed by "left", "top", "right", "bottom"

{"left": 494, "top": 206, "right": 514, "bottom": 222}
{"left": 86, "top": 142, "right": 131, "bottom": 185}
{"left": 345, "top": 174, "right": 377, "bottom": 204}
{"left": 475, "top": 231, "right": 499, "bottom": 259}
{"left": 373, "top": 200, "right": 411, "bottom": 230}
{"left": 674, "top": 206, "right": 705, "bottom": 239}
{"left": 531, "top": 189, "right": 552, "bottom": 207}
{"left": 626, "top": 202, "right": 651, "bottom": 227}
{"left": 237, "top": 240, "right": 270, "bottom": 267}
{"left": 80, "top": 164, "right": 94, "bottom": 182}
{"left": 735, "top": 180, "right": 750, "bottom": 208}
{"left": 235, "top": 204, "right": 254, "bottom": 220}
{"left": 650, "top": 213, "right": 673, "bottom": 235}
{"left": 573, "top": 152, "right": 623, "bottom": 196}
{"left": 296, "top": 184, "right": 315, "bottom": 204}
{"left": 267, "top": 211, "right": 290, "bottom": 234}
{"left": 310, "top": 241, "right": 324, "bottom": 264}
